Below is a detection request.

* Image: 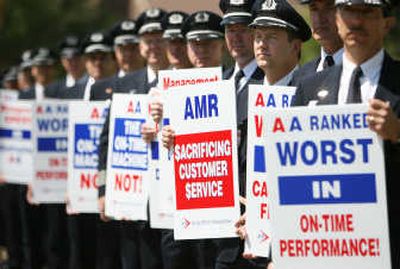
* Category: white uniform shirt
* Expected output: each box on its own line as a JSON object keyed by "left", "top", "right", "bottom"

{"left": 338, "top": 49, "right": 384, "bottom": 105}
{"left": 264, "top": 65, "right": 299, "bottom": 86}
{"left": 35, "top": 83, "right": 45, "bottom": 101}
{"left": 83, "top": 77, "right": 95, "bottom": 101}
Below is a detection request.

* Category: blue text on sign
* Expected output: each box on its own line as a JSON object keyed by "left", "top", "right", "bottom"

{"left": 184, "top": 94, "right": 219, "bottom": 120}
{"left": 276, "top": 138, "right": 373, "bottom": 166}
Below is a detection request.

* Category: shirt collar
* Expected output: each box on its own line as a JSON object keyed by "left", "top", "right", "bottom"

{"left": 147, "top": 66, "right": 157, "bottom": 84}
{"left": 35, "top": 82, "right": 44, "bottom": 91}
{"left": 342, "top": 49, "right": 384, "bottom": 82}
{"left": 118, "top": 70, "right": 126, "bottom": 78}
{"left": 264, "top": 65, "right": 299, "bottom": 86}
{"left": 66, "top": 74, "right": 76, "bottom": 87}
{"left": 234, "top": 58, "right": 258, "bottom": 79}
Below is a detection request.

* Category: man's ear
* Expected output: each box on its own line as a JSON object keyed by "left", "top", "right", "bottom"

{"left": 291, "top": 39, "right": 302, "bottom": 56}
{"left": 384, "top": 16, "right": 396, "bottom": 35}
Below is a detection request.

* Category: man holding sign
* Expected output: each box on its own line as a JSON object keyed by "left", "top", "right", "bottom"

{"left": 293, "top": 0, "right": 400, "bottom": 266}
{"left": 235, "top": 0, "right": 312, "bottom": 261}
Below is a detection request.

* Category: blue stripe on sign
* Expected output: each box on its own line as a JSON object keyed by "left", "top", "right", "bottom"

{"left": 254, "top": 145, "right": 266, "bottom": 172}
{"left": 0, "top": 128, "right": 31, "bottom": 139}
{"left": 151, "top": 141, "right": 159, "bottom": 160}
{"left": 0, "top": 128, "right": 12, "bottom": 138}
{"left": 37, "top": 137, "right": 68, "bottom": 152}
{"left": 279, "top": 173, "right": 377, "bottom": 205}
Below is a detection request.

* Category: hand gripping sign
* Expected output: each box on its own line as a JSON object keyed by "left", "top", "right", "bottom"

{"left": 149, "top": 67, "right": 223, "bottom": 229}
{"left": 32, "top": 101, "right": 69, "bottom": 203}
{"left": 0, "top": 100, "right": 34, "bottom": 184}
{"left": 245, "top": 85, "right": 296, "bottom": 257}
{"left": 265, "top": 105, "right": 391, "bottom": 269}
{"left": 105, "top": 94, "right": 150, "bottom": 221}
{"left": 67, "top": 101, "right": 108, "bottom": 213}
{"left": 168, "top": 80, "right": 240, "bottom": 240}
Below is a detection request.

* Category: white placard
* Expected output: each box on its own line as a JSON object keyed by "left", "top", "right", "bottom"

{"left": 149, "top": 67, "right": 223, "bottom": 229}
{"left": 245, "top": 85, "right": 296, "bottom": 256}
{"left": 67, "top": 101, "right": 108, "bottom": 213}
{"left": 32, "top": 101, "right": 69, "bottom": 203}
{"left": 157, "top": 67, "right": 222, "bottom": 91}
{"left": 0, "top": 90, "right": 19, "bottom": 101}
{"left": 105, "top": 94, "right": 149, "bottom": 221}
{"left": 0, "top": 100, "right": 34, "bottom": 184}
{"left": 265, "top": 105, "right": 391, "bottom": 269}
{"left": 168, "top": 80, "right": 240, "bottom": 240}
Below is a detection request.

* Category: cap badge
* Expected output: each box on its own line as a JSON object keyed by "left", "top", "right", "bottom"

{"left": 230, "top": 0, "right": 245, "bottom": 5}
{"left": 38, "top": 48, "right": 49, "bottom": 57}
{"left": 146, "top": 8, "right": 160, "bottom": 18}
{"left": 195, "top": 12, "right": 210, "bottom": 23}
{"left": 91, "top": 33, "right": 103, "bottom": 42}
{"left": 169, "top": 14, "right": 184, "bottom": 24}
{"left": 364, "top": 0, "right": 382, "bottom": 4}
{"left": 22, "top": 51, "right": 32, "bottom": 61}
{"left": 262, "top": 0, "right": 277, "bottom": 10}
{"left": 121, "top": 21, "right": 135, "bottom": 31}
{"left": 66, "top": 36, "right": 78, "bottom": 46}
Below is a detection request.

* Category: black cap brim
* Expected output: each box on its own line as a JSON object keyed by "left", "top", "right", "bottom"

{"left": 114, "top": 35, "right": 139, "bottom": 45}
{"left": 335, "top": 0, "right": 385, "bottom": 6}
{"left": 84, "top": 44, "right": 112, "bottom": 54}
{"left": 249, "top": 17, "right": 310, "bottom": 42}
{"left": 138, "top": 23, "right": 163, "bottom": 35}
{"left": 163, "top": 29, "right": 185, "bottom": 40}
{"left": 60, "top": 48, "right": 80, "bottom": 59}
{"left": 20, "top": 61, "right": 32, "bottom": 70}
{"left": 186, "top": 30, "right": 224, "bottom": 41}
{"left": 249, "top": 17, "right": 297, "bottom": 30}
{"left": 221, "top": 14, "right": 253, "bottom": 26}
{"left": 32, "top": 59, "right": 55, "bottom": 66}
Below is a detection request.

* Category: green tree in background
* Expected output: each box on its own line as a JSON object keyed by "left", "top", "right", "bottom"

{"left": 0, "top": 0, "right": 120, "bottom": 71}
{"left": 0, "top": 0, "right": 399, "bottom": 74}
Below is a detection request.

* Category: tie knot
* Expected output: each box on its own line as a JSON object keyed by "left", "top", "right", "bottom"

{"left": 235, "top": 70, "right": 245, "bottom": 80}
{"left": 353, "top": 66, "right": 363, "bottom": 78}
{"left": 323, "top": 55, "right": 335, "bottom": 69}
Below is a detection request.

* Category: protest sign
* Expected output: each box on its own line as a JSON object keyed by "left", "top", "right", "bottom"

{"left": 245, "top": 85, "right": 296, "bottom": 256}
{"left": 105, "top": 94, "right": 149, "bottom": 221}
{"left": 168, "top": 80, "right": 240, "bottom": 240}
{"left": 158, "top": 67, "right": 222, "bottom": 91}
{"left": 149, "top": 67, "right": 223, "bottom": 229}
{"left": 0, "top": 90, "right": 18, "bottom": 101}
{"left": 32, "top": 101, "right": 69, "bottom": 203}
{"left": 148, "top": 131, "right": 175, "bottom": 229}
{"left": 0, "top": 101, "right": 33, "bottom": 184}
{"left": 67, "top": 101, "right": 108, "bottom": 213}
{"left": 266, "top": 105, "right": 391, "bottom": 269}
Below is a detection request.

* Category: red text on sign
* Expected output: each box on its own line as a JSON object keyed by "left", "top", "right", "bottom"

{"left": 114, "top": 173, "right": 142, "bottom": 193}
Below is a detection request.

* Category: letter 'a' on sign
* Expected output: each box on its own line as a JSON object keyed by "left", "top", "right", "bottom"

{"left": 254, "top": 145, "right": 266, "bottom": 172}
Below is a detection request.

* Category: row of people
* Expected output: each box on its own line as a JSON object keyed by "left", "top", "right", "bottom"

{"left": 0, "top": 0, "right": 399, "bottom": 268}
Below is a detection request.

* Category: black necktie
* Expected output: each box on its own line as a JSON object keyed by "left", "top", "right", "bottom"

{"left": 149, "top": 78, "right": 158, "bottom": 88}
{"left": 234, "top": 70, "right": 245, "bottom": 93}
{"left": 346, "top": 66, "right": 363, "bottom": 104}
{"left": 323, "top": 55, "right": 335, "bottom": 69}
